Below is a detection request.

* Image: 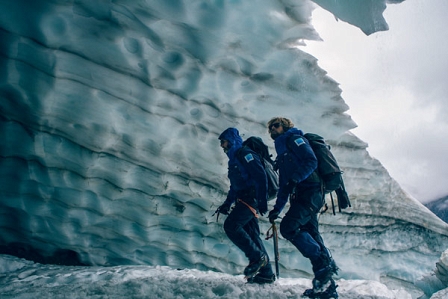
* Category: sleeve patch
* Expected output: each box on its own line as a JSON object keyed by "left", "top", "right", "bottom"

{"left": 244, "top": 153, "right": 254, "bottom": 163}
{"left": 294, "top": 137, "right": 305, "bottom": 147}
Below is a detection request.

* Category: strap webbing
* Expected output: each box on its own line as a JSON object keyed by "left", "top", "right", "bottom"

{"left": 237, "top": 199, "right": 259, "bottom": 218}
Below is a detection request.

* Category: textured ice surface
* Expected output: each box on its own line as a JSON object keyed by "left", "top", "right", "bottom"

{"left": 312, "top": 0, "right": 394, "bottom": 35}
{"left": 0, "top": 0, "right": 447, "bottom": 295}
{"left": 416, "top": 249, "right": 448, "bottom": 298}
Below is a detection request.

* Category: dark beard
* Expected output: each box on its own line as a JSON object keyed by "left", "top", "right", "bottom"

{"left": 270, "top": 132, "right": 280, "bottom": 140}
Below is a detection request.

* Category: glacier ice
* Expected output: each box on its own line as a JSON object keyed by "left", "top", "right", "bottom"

{"left": 312, "top": 0, "right": 389, "bottom": 35}
{"left": 416, "top": 249, "right": 448, "bottom": 298}
{"left": 0, "top": 0, "right": 447, "bottom": 296}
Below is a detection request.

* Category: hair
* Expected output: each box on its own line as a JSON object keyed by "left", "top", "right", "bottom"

{"left": 267, "top": 117, "right": 294, "bottom": 131}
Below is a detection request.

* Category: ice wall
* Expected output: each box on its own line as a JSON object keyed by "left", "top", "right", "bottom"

{"left": 0, "top": 0, "right": 447, "bottom": 290}
{"left": 416, "top": 249, "right": 448, "bottom": 298}
{"left": 311, "top": 0, "right": 405, "bottom": 35}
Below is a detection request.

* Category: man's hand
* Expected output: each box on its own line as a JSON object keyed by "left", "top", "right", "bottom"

{"left": 212, "top": 203, "right": 231, "bottom": 222}
{"left": 217, "top": 203, "right": 230, "bottom": 215}
{"left": 268, "top": 209, "right": 280, "bottom": 223}
{"left": 259, "top": 202, "right": 268, "bottom": 216}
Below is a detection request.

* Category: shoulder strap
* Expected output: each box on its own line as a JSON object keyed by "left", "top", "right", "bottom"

{"left": 235, "top": 147, "right": 244, "bottom": 163}
{"left": 236, "top": 146, "right": 251, "bottom": 161}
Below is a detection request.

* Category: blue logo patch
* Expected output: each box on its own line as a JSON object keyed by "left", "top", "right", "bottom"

{"left": 294, "top": 138, "right": 305, "bottom": 147}
{"left": 244, "top": 153, "right": 254, "bottom": 163}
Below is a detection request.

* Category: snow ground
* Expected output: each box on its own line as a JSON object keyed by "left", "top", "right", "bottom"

{"left": 0, "top": 254, "right": 413, "bottom": 299}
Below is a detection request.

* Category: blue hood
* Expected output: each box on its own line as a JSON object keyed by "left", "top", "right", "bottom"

{"left": 219, "top": 127, "right": 243, "bottom": 159}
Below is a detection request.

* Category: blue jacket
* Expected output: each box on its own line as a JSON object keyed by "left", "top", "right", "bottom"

{"left": 273, "top": 128, "right": 319, "bottom": 212}
{"left": 219, "top": 128, "right": 268, "bottom": 213}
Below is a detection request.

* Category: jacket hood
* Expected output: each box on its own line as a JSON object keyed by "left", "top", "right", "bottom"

{"left": 284, "top": 127, "right": 303, "bottom": 137}
{"left": 219, "top": 128, "right": 243, "bottom": 159}
{"left": 218, "top": 127, "right": 243, "bottom": 149}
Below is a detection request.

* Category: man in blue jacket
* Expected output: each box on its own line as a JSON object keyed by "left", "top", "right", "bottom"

{"left": 216, "top": 127, "right": 275, "bottom": 284}
{"left": 266, "top": 117, "right": 338, "bottom": 298}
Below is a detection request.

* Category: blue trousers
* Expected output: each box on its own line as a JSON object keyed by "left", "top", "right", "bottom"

{"left": 279, "top": 184, "right": 328, "bottom": 270}
{"left": 224, "top": 201, "right": 273, "bottom": 275}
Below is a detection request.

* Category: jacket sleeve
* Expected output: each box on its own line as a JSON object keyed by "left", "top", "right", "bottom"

{"left": 273, "top": 179, "right": 289, "bottom": 212}
{"left": 240, "top": 150, "right": 268, "bottom": 212}
{"left": 273, "top": 135, "right": 318, "bottom": 212}
{"left": 224, "top": 187, "right": 237, "bottom": 206}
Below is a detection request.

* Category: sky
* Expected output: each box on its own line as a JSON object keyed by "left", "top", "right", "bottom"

{"left": 304, "top": 0, "right": 448, "bottom": 204}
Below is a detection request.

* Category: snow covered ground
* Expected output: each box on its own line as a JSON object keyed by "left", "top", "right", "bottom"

{"left": 0, "top": 254, "right": 416, "bottom": 299}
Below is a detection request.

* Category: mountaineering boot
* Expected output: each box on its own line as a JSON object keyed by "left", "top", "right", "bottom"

{"left": 325, "top": 250, "right": 339, "bottom": 277}
{"left": 311, "top": 251, "right": 339, "bottom": 290}
{"left": 244, "top": 254, "right": 267, "bottom": 278}
{"left": 313, "top": 259, "right": 338, "bottom": 289}
{"left": 246, "top": 273, "right": 276, "bottom": 284}
{"left": 302, "top": 278, "right": 338, "bottom": 299}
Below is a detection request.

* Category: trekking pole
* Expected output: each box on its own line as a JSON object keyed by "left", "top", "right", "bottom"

{"left": 212, "top": 208, "right": 220, "bottom": 222}
{"left": 273, "top": 222, "right": 280, "bottom": 279}
{"left": 266, "top": 222, "right": 280, "bottom": 279}
{"left": 329, "top": 192, "right": 336, "bottom": 215}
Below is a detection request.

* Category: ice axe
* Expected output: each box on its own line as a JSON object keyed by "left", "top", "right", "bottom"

{"left": 266, "top": 221, "right": 280, "bottom": 279}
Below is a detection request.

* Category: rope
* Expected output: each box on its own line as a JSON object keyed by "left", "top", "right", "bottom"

{"left": 237, "top": 199, "right": 259, "bottom": 218}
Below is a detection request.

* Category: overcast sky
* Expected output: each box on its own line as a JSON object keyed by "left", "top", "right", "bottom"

{"left": 305, "top": 0, "right": 448, "bottom": 204}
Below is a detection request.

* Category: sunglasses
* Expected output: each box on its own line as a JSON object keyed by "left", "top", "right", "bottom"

{"left": 269, "top": 123, "right": 281, "bottom": 131}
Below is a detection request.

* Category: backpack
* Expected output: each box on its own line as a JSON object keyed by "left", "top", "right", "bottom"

{"left": 303, "top": 133, "right": 351, "bottom": 214}
{"left": 238, "top": 136, "right": 279, "bottom": 200}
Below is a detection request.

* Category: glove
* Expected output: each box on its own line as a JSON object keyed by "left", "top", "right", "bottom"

{"left": 259, "top": 203, "right": 268, "bottom": 216}
{"left": 217, "top": 203, "right": 231, "bottom": 215}
{"left": 268, "top": 209, "right": 280, "bottom": 223}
